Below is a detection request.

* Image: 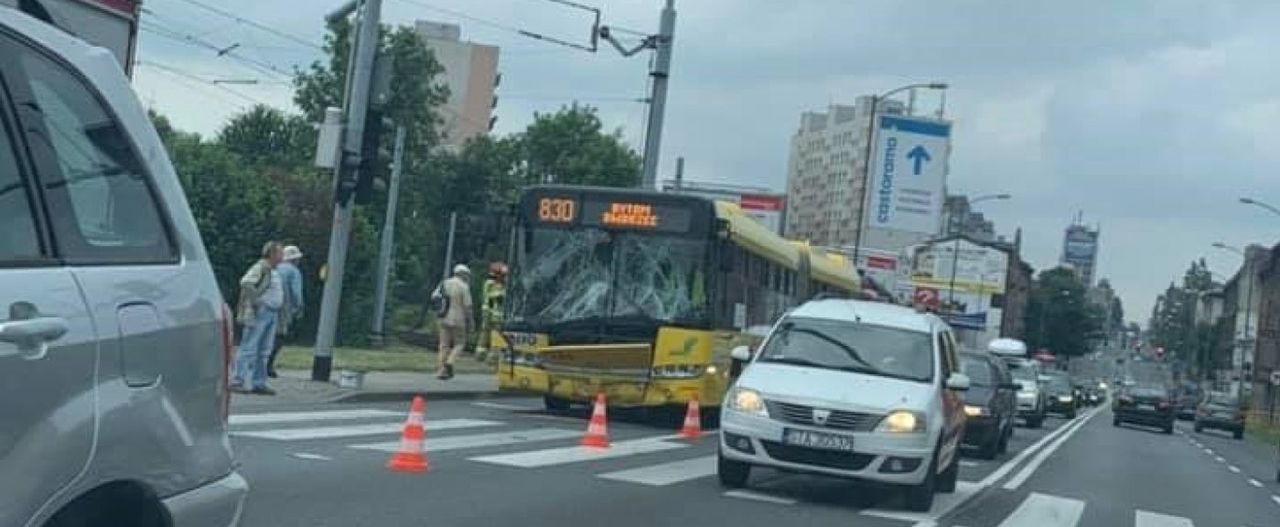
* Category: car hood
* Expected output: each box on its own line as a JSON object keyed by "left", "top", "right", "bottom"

{"left": 737, "top": 362, "right": 935, "bottom": 413}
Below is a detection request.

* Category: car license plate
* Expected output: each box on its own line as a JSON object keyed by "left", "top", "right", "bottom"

{"left": 782, "top": 429, "right": 856, "bottom": 452}
{"left": 1137, "top": 403, "right": 1155, "bottom": 411}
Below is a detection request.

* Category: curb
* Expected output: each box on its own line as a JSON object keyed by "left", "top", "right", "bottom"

{"left": 332, "top": 388, "right": 528, "bottom": 404}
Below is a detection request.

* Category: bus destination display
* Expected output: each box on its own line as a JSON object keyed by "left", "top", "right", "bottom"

{"left": 531, "top": 195, "right": 692, "bottom": 233}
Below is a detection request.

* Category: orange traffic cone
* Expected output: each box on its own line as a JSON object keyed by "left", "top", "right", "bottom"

{"left": 386, "top": 396, "right": 429, "bottom": 473}
{"left": 679, "top": 395, "right": 702, "bottom": 440}
{"left": 580, "top": 392, "right": 610, "bottom": 448}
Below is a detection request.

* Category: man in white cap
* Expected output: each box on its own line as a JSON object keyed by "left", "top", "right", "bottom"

{"left": 437, "top": 264, "right": 473, "bottom": 380}
{"left": 268, "top": 245, "right": 305, "bottom": 378}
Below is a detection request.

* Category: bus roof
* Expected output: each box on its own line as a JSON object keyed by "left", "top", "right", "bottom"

{"left": 714, "top": 200, "right": 801, "bottom": 268}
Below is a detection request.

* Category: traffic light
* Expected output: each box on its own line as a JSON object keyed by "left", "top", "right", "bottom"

{"left": 354, "top": 108, "right": 386, "bottom": 204}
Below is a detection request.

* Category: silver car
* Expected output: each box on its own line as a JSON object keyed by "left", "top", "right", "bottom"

{"left": 1, "top": 7, "right": 246, "bottom": 527}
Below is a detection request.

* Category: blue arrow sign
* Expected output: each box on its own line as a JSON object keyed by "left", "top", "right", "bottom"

{"left": 906, "top": 145, "right": 931, "bottom": 175}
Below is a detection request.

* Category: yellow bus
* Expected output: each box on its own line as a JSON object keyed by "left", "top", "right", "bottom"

{"left": 495, "top": 185, "right": 860, "bottom": 411}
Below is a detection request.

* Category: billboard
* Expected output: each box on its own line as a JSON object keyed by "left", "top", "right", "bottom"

{"left": 661, "top": 183, "right": 785, "bottom": 234}
{"left": 867, "top": 115, "right": 951, "bottom": 236}
{"left": 900, "top": 238, "right": 1009, "bottom": 339}
{"left": 1062, "top": 225, "right": 1098, "bottom": 263}
{"left": 738, "top": 194, "right": 784, "bottom": 234}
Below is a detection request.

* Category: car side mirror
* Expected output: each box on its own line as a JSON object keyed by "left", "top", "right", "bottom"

{"left": 946, "top": 373, "right": 970, "bottom": 391}
{"left": 1000, "top": 382, "right": 1022, "bottom": 391}
{"left": 730, "top": 345, "right": 752, "bottom": 362}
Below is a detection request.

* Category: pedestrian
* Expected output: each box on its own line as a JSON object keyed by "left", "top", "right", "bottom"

{"left": 475, "top": 261, "right": 507, "bottom": 364}
{"left": 267, "top": 245, "right": 305, "bottom": 378}
{"left": 232, "top": 241, "right": 285, "bottom": 395}
{"left": 436, "top": 264, "right": 473, "bottom": 380}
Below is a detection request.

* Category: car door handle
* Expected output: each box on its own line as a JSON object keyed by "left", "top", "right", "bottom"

{"left": 0, "top": 317, "right": 70, "bottom": 360}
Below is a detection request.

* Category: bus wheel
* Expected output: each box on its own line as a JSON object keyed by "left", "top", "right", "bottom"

{"left": 544, "top": 396, "right": 571, "bottom": 413}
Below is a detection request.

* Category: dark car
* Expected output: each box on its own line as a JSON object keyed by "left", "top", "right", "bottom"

{"left": 1194, "top": 392, "right": 1246, "bottom": 439}
{"left": 1113, "top": 385, "right": 1175, "bottom": 434}
{"left": 1042, "top": 372, "right": 1078, "bottom": 418}
{"left": 960, "top": 352, "right": 1019, "bottom": 459}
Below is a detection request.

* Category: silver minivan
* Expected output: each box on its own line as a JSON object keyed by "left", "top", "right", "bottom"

{"left": 1, "top": 7, "right": 246, "bottom": 527}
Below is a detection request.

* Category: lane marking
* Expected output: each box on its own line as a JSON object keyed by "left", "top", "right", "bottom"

{"left": 1249, "top": 478, "right": 1263, "bottom": 488}
{"left": 959, "top": 460, "right": 979, "bottom": 468}
{"left": 1229, "top": 465, "right": 1241, "bottom": 473}
{"left": 472, "top": 401, "right": 537, "bottom": 412}
{"left": 230, "top": 409, "right": 400, "bottom": 426}
{"left": 1271, "top": 495, "right": 1280, "bottom": 506}
{"left": 232, "top": 418, "right": 501, "bottom": 440}
{"left": 349, "top": 428, "right": 580, "bottom": 453}
{"left": 1214, "top": 456, "right": 1225, "bottom": 463}
{"left": 861, "top": 481, "right": 979, "bottom": 523}
{"left": 470, "top": 435, "right": 688, "bottom": 468}
{"left": 597, "top": 455, "right": 716, "bottom": 486}
{"left": 1203, "top": 448, "right": 1214, "bottom": 455}
{"left": 290, "top": 452, "right": 332, "bottom": 461}
{"left": 977, "top": 410, "right": 1091, "bottom": 489}
{"left": 995, "top": 493, "right": 1085, "bottom": 527}
{"left": 1134, "top": 509, "right": 1194, "bottom": 527}
{"left": 722, "top": 489, "right": 796, "bottom": 505}
{"left": 1002, "top": 407, "right": 1101, "bottom": 490}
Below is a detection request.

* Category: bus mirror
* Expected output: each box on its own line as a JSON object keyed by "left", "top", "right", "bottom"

{"left": 730, "top": 345, "right": 752, "bottom": 362}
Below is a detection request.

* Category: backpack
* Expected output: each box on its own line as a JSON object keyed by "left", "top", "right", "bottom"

{"left": 429, "top": 281, "right": 450, "bottom": 317}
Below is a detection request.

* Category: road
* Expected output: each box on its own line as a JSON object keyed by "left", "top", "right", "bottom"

{"left": 230, "top": 398, "right": 1280, "bottom": 526}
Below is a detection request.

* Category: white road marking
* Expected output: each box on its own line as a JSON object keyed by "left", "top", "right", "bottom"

{"left": 1203, "top": 448, "right": 1214, "bottom": 455}
{"left": 1134, "top": 509, "right": 1194, "bottom": 527}
{"left": 959, "top": 460, "right": 979, "bottom": 467}
{"left": 230, "top": 409, "right": 400, "bottom": 426}
{"left": 470, "top": 435, "right": 688, "bottom": 467}
{"left": 472, "top": 401, "right": 537, "bottom": 412}
{"left": 1002, "top": 407, "right": 1101, "bottom": 490}
{"left": 722, "top": 489, "right": 796, "bottom": 505}
{"left": 291, "top": 453, "right": 332, "bottom": 461}
{"left": 995, "top": 493, "right": 1085, "bottom": 527}
{"left": 232, "top": 418, "right": 501, "bottom": 440}
{"left": 1271, "top": 495, "right": 1280, "bottom": 506}
{"left": 977, "top": 408, "right": 1094, "bottom": 489}
{"left": 597, "top": 455, "right": 716, "bottom": 486}
{"left": 1229, "top": 465, "right": 1241, "bottom": 473}
{"left": 349, "top": 428, "right": 580, "bottom": 453}
{"left": 1214, "top": 456, "right": 1225, "bottom": 463}
{"left": 1249, "top": 478, "right": 1263, "bottom": 488}
{"left": 861, "top": 481, "right": 980, "bottom": 523}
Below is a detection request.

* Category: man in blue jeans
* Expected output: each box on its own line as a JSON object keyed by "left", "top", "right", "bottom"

{"left": 232, "top": 241, "right": 284, "bottom": 395}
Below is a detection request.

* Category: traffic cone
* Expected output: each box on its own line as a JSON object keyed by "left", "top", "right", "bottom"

{"left": 679, "top": 395, "right": 702, "bottom": 440}
{"left": 580, "top": 392, "right": 610, "bottom": 448}
{"left": 386, "top": 396, "right": 429, "bottom": 473}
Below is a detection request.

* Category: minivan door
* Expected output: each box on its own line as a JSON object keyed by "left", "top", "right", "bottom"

{"left": 0, "top": 68, "right": 96, "bottom": 525}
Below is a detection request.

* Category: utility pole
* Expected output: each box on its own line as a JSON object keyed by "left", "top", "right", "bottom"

{"left": 312, "top": 0, "right": 382, "bottom": 382}
{"left": 442, "top": 212, "right": 458, "bottom": 281}
{"left": 370, "top": 124, "right": 406, "bottom": 346}
{"left": 599, "top": 0, "right": 676, "bottom": 190}
{"left": 673, "top": 156, "right": 684, "bottom": 191}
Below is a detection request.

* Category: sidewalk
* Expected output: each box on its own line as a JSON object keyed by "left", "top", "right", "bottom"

{"left": 230, "top": 369, "right": 505, "bottom": 411}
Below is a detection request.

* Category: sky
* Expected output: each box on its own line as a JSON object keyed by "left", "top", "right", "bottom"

{"left": 130, "top": 0, "right": 1280, "bottom": 323}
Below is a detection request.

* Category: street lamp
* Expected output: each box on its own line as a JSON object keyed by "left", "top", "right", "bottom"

{"left": 1239, "top": 197, "right": 1280, "bottom": 218}
{"left": 946, "top": 194, "right": 1011, "bottom": 305}
{"left": 1211, "top": 242, "right": 1253, "bottom": 397}
{"left": 851, "top": 81, "right": 949, "bottom": 264}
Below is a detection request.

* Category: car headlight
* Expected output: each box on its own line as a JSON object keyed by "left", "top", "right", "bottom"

{"left": 728, "top": 387, "right": 767, "bottom": 416}
{"left": 877, "top": 410, "right": 925, "bottom": 433}
{"left": 963, "top": 405, "right": 988, "bottom": 417}
{"left": 651, "top": 364, "right": 707, "bottom": 379}
{"left": 1058, "top": 395, "right": 1074, "bottom": 403}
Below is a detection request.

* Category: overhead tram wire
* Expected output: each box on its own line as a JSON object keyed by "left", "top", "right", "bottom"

{"left": 168, "top": 0, "right": 323, "bottom": 50}
{"left": 138, "top": 22, "right": 295, "bottom": 80}
{"left": 394, "top": 0, "right": 597, "bottom": 52}
{"left": 134, "top": 60, "right": 264, "bottom": 107}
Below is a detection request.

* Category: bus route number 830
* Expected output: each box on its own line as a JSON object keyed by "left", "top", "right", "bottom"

{"left": 538, "top": 197, "right": 576, "bottom": 224}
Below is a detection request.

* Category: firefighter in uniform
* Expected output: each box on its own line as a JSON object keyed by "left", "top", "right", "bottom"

{"left": 475, "top": 262, "right": 508, "bottom": 364}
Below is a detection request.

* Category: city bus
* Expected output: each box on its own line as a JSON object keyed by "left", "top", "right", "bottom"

{"left": 495, "top": 185, "right": 861, "bottom": 411}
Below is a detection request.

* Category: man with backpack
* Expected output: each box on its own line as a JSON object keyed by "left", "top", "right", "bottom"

{"left": 434, "top": 264, "right": 473, "bottom": 380}
{"left": 232, "top": 241, "right": 284, "bottom": 395}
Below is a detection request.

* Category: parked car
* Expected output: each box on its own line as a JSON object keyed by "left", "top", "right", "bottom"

{"left": 959, "top": 352, "right": 1019, "bottom": 459}
{"left": 1194, "top": 392, "right": 1246, "bottom": 440}
{"left": 1, "top": 6, "right": 246, "bottom": 526}
{"left": 719, "top": 299, "right": 970, "bottom": 512}
{"left": 1113, "top": 385, "right": 1175, "bottom": 434}
{"left": 1042, "top": 372, "right": 1078, "bottom": 419}
{"left": 1005, "top": 359, "right": 1047, "bottom": 428}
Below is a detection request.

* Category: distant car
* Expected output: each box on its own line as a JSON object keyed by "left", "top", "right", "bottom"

{"left": 1194, "top": 392, "right": 1245, "bottom": 440}
{"left": 959, "top": 352, "right": 1019, "bottom": 459}
{"left": 719, "top": 299, "right": 971, "bottom": 513}
{"left": 1113, "top": 385, "right": 1175, "bottom": 434}
{"left": 1042, "top": 372, "right": 1077, "bottom": 419}
{"left": 1004, "top": 359, "right": 1047, "bottom": 428}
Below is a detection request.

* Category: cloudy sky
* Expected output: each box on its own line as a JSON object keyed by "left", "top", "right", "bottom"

{"left": 132, "top": 0, "right": 1280, "bottom": 322}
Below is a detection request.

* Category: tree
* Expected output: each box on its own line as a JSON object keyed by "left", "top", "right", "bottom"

{"left": 1024, "top": 267, "right": 1100, "bottom": 360}
{"left": 515, "top": 104, "right": 641, "bottom": 187}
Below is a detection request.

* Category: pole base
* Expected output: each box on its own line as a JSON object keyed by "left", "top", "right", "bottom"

{"left": 311, "top": 355, "right": 333, "bottom": 382}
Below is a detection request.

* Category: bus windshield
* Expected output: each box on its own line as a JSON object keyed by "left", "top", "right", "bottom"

{"left": 508, "top": 226, "right": 710, "bottom": 329}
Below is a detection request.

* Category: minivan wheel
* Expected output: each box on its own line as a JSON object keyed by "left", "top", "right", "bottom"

{"left": 937, "top": 455, "right": 959, "bottom": 493}
{"left": 977, "top": 433, "right": 1000, "bottom": 460}
{"left": 904, "top": 451, "right": 938, "bottom": 512}
{"left": 717, "top": 451, "right": 750, "bottom": 489}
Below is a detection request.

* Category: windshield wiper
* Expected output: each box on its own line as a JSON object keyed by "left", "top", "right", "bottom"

{"left": 788, "top": 327, "right": 880, "bottom": 372}
{"left": 761, "top": 356, "right": 880, "bottom": 376}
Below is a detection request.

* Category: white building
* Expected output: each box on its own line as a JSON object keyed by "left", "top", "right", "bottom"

{"left": 414, "top": 20, "right": 500, "bottom": 148}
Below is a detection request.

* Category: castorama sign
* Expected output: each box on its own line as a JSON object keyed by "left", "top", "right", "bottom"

{"left": 868, "top": 115, "right": 951, "bottom": 236}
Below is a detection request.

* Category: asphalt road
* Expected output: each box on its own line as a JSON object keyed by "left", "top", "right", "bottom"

{"left": 229, "top": 398, "right": 1279, "bottom": 526}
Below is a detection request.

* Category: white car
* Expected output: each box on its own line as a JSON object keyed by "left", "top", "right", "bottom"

{"left": 718, "top": 299, "right": 970, "bottom": 512}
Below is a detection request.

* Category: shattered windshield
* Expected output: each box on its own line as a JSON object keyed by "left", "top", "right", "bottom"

{"left": 508, "top": 226, "right": 710, "bottom": 327}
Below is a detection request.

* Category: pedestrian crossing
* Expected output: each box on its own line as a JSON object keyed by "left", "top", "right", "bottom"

{"left": 948, "top": 492, "right": 1213, "bottom": 527}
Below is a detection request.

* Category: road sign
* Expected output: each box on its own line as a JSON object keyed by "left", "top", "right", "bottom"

{"left": 867, "top": 115, "right": 951, "bottom": 235}
{"left": 913, "top": 287, "right": 939, "bottom": 308}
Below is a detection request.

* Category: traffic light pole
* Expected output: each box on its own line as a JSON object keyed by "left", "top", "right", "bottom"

{"left": 312, "top": 0, "right": 382, "bottom": 382}
{"left": 370, "top": 124, "right": 406, "bottom": 346}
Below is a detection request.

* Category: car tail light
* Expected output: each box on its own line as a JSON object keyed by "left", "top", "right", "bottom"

{"left": 1117, "top": 395, "right": 1133, "bottom": 405}
{"left": 218, "top": 303, "right": 234, "bottom": 425}
{"left": 1157, "top": 400, "right": 1170, "bottom": 410}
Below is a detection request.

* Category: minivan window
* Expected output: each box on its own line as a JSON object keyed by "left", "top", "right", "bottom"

{"left": 13, "top": 45, "right": 174, "bottom": 263}
{"left": 0, "top": 108, "right": 41, "bottom": 262}
{"left": 757, "top": 317, "right": 934, "bottom": 382}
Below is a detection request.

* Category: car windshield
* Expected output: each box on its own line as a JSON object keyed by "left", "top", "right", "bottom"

{"left": 960, "top": 356, "right": 994, "bottom": 387}
{"left": 1206, "top": 393, "right": 1238, "bottom": 407}
{"left": 1008, "top": 364, "right": 1037, "bottom": 383}
{"left": 1045, "top": 375, "right": 1071, "bottom": 392}
{"left": 757, "top": 317, "right": 934, "bottom": 382}
{"left": 1131, "top": 387, "right": 1168, "bottom": 399}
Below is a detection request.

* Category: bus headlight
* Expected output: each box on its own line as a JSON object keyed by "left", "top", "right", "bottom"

{"left": 652, "top": 364, "right": 707, "bottom": 379}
